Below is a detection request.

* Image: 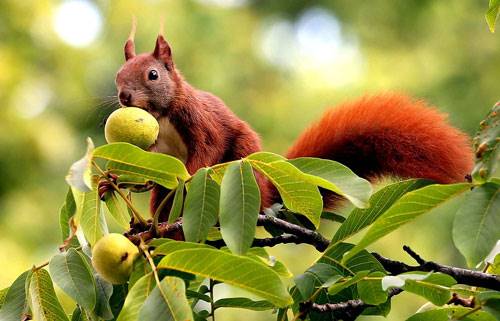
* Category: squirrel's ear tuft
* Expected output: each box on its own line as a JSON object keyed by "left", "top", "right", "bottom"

{"left": 124, "top": 17, "right": 137, "bottom": 61}
{"left": 153, "top": 35, "right": 173, "bottom": 68}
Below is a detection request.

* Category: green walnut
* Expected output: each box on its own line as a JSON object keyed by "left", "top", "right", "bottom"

{"left": 105, "top": 107, "right": 159, "bottom": 149}
{"left": 91, "top": 233, "right": 140, "bottom": 284}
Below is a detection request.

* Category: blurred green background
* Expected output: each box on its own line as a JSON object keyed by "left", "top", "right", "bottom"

{"left": 0, "top": 0, "right": 498, "bottom": 320}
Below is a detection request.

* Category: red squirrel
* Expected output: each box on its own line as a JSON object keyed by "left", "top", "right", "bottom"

{"left": 115, "top": 32, "right": 474, "bottom": 220}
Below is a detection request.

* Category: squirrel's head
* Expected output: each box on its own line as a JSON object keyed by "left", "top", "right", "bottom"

{"left": 115, "top": 24, "right": 179, "bottom": 118}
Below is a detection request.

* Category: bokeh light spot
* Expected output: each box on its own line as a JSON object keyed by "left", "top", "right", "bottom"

{"left": 53, "top": 0, "right": 102, "bottom": 47}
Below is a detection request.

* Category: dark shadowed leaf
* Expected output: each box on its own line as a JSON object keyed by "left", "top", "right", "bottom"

{"left": 214, "top": 297, "right": 274, "bottom": 311}
{"left": 0, "top": 271, "right": 30, "bottom": 321}
{"left": 49, "top": 248, "right": 96, "bottom": 310}
{"left": 167, "top": 180, "right": 185, "bottom": 224}
{"left": 357, "top": 271, "right": 388, "bottom": 305}
{"left": 453, "top": 182, "right": 500, "bottom": 267}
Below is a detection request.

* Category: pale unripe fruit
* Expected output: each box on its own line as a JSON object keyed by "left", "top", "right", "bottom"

{"left": 105, "top": 107, "right": 159, "bottom": 149}
{"left": 92, "top": 233, "right": 140, "bottom": 284}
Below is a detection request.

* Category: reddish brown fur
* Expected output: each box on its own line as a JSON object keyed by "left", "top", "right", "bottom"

{"left": 287, "top": 94, "right": 473, "bottom": 183}
{"left": 116, "top": 35, "right": 473, "bottom": 220}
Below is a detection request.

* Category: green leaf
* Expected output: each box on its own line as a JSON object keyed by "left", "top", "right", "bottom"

{"left": 453, "top": 182, "right": 500, "bottom": 267}
{"left": 246, "top": 152, "right": 323, "bottom": 227}
{"left": 318, "top": 243, "right": 385, "bottom": 276}
{"left": 486, "top": 0, "right": 500, "bottom": 33}
{"left": 472, "top": 102, "right": 500, "bottom": 183}
{"left": 138, "top": 277, "right": 193, "bottom": 321}
{"left": 0, "top": 287, "right": 8, "bottom": 309}
{"left": 288, "top": 157, "right": 372, "bottom": 208}
{"left": 103, "top": 192, "right": 130, "bottom": 229}
{"left": 117, "top": 273, "right": 155, "bottom": 321}
{"left": 0, "top": 271, "right": 30, "bottom": 321}
{"left": 66, "top": 137, "right": 94, "bottom": 192}
{"left": 153, "top": 240, "right": 214, "bottom": 256}
{"left": 357, "top": 271, "right": 388, "bottom": 305}
{"left": 93, "top": 143, "right": 189, "bottom": 189}
{"left": 93, "top": 274, "right": 114, "bottom": 320}
{"left": 59, "top": 188, "right": 79, "bottom": 248}
{"left": 328, "top": 271, "right": 369, "bottom": 295}
{"left": 220, "top": 161, "right": 261, "bottom": 255}
{"left": 73, "top": 186, "right": 108, "bottom": 246}
{"left": 29, "top": 269, "right": 69, "bottom": 321}
{"left": 129, "top": 257, "right": 152, "bottom": 290}
{"left": 214, "top": 297, "right": 274, "bottom": 311}
{"left": 343, "top": 183, "right": 470, "bottom": 262}
{"left": 183, "top": 168, "right": 220, "bottom": 243}
{"left": 332, "top": 179, "right": 431, "bottom": 246}
{"left": 294, "top": 263, "right": 342, "bottom": 299}
{"left": 403, "top": 273, "right": 456, "bottom": 306}
{"left": 245, "top": 248, "right": 292, "bottom": 278}
{"left": 406, "top": 306, "right": 496, "bottom": 321}
{"left": 158, "top": 248, "right": 292, "bottom": 307}
{"left": 167, "top": 180, "right": 185, "bottom": 224}
{"left": 49, "top": 248, "right": 97, "bottom": 310}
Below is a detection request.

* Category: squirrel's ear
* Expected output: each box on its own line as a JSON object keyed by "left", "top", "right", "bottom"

{"left": 153, "top": 35, "right": 173, "bottom": 68}
{"left": 124, "top": 17, "right": 137, "bottom": 61}
{"left": 124, "top": 39, "right": 136, "bottom": 61}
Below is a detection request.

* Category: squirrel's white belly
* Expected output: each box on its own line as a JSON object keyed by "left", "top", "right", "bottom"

{"left": 152, "top": 117, "right": 188, "bottom": 163}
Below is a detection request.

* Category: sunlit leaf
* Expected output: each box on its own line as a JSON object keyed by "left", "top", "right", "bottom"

{"left": 343, "top": 183, "right": 470, "bottom": 262}
{"left": 453, "top": 182, "right": 500, "bottom": 267}
{"left": 406, "top": 306, "right": 496, "bottom": 321}
{"left": 93, "top": 143, "right": 189, "bottom": 189}
{"left": 103, "top": 192, "right": 130, "bottom": 229}
{"left": 486, "top": 1, "right": 500, "bottom": 33}
{"left": 220, "top": 161, "right": 261, "bottom": 255}
{"left": 332, "top": 180, "right": 430, "bottom": 246}
{"left": 117, "top": 273, "right": 155, "bottom": 321}
{"left": 403, "top": 273, "right": 456, "bottom": 306}
{"left": 246, "top": 152, "right": 322, "bottom": 227}
{"left": 29, "top": 269, "right": 69, "bottom": 321}
{"left": 138, "top": 277, "right": 193, "bottom": 321}
{"left": 158, "top": 248, "right": 292, "bottom": 307}
{"left": 66, "top": 137, "right": 94, "bottom": 192}
{"left": 73, "top": 186, "right": 108, "bottom": 245}
{"left": 59, "top": 188, "right": 79, "bottom": 248}
{"left": 289, "top": 157, "right": 372, "bottom": 208}
{"left": 49, "top": 248, "right": 96, "bottom": 310}
{"left": 183, "top": 168, "right": 220, "bottom": 243}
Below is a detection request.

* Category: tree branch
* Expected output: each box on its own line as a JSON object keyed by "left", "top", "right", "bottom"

{"left": 299, "top": 288, "right": 403, "bottom": 321}
{"left": 373, "top": 246, "right": 500, "bottom": 291}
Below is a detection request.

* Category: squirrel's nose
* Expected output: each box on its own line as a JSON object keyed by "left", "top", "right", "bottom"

{"left": 118, "top": 91, "right": 132, "bottom": 106}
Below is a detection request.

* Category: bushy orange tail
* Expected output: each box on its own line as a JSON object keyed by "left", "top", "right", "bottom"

{"left": 286, "top": 94, "right": 473, "bottom": 184}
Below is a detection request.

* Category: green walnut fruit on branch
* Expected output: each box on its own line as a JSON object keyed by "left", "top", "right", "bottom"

{"left": 92, "top": 233, "right": 140, "bottom": 284}
{"left": 105, "top": 107, "right": 159, "bottom": 149}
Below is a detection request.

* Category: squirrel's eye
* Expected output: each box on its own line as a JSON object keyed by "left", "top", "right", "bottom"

{"left": 148, "top": 70, "right": 159, "bottom": 81}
